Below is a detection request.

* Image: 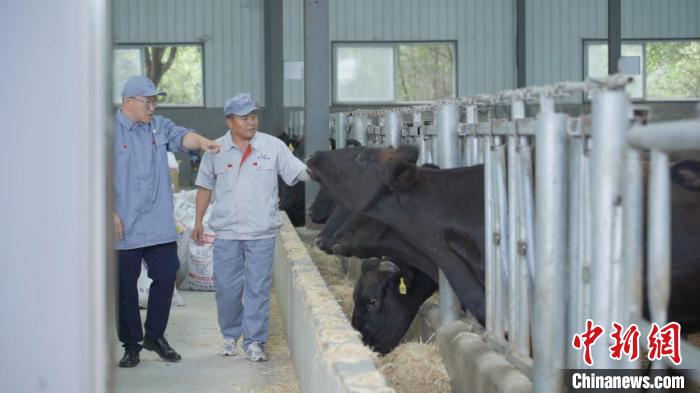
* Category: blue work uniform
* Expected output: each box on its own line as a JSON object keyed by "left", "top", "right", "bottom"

{"left": 113, "top": 109, "right": 190, "bottom": 350}
{"left": 195, "top": 130, "right": 306, "bottom": 350}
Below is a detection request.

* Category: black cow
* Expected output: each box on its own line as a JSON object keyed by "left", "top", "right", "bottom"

{"left": 658, "top": 160, "right": 700, "bottom": 331}
{"left": 329, "top": 137, "right": 363, "bottom": 151}
{"left": 308, "top": 139, "right": 364, "bottom": 224}
{"left": 310, "top": 146, "right": 700, "bottom": 335}
{"left": 352, "top": 258, "right": 437, "bottom": 354}
{"left": 316, "top": 162, "right": 471, "bottom": 353}
{"left": 277, "top": 135, "right": 365, "bottom": 227}
{"left": 309, "top": 187, "right": 338, "bottom": 225}
{"left": 315, "top": 201, "right": 353, "bottom": 253}
{"left": 307, "top": 145, "right": 487, "bottom": 324}
{"left": 320, "top": 164, "right": 442, "bottom": 281}
{"left": 329, "top": 211, "right": 439, "bottom": 282}
{"left": 331, "top": 211, "right": 442, "bottom": 353}
{"left": 315, "top": 158, "right": 439, "bottom": 281}
{"left": 671, "top": 160, "right": 700, "bottom": 192}
{"left": 277, "top": 132, "right": 306, "bottom": 227}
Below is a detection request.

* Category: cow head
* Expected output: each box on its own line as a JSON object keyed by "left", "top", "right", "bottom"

{"left": 351, "top": 258, "right": 422, "bottom": 355}
{"left": 306, "top": 145, "right": 419, "bottom": 212}
{"left": 671, "top": 160, "right": 700, "bottom": 192}
{"left": 315, "top": 205, "right": 353, "bottom": 253}
{"left": 330, "top": 213, "right": 387, "bottom": 257}
{"left": 309, "top": 187, "right": 337, "bottom": 224}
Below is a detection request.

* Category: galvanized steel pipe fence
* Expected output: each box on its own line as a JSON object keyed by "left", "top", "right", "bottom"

{"left": 328, "top": 76, "right": 700, "bottom": 392}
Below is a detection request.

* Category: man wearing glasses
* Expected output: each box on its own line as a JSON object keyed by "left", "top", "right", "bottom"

{"left": 114, "top": 75, "right": 220, "bottom": 368}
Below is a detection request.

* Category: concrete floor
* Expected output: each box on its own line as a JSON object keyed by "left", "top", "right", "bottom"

{"left": 111, "top": 289, "right": 299, "bottom": 393}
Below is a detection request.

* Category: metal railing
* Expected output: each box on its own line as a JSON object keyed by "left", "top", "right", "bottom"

{"left": 327, "top": 76, "right": 699, "bottom": 392}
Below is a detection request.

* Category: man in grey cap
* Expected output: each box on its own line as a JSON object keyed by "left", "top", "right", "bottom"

{"left": 114, "top": 75, "right": 221, "bottom": 368}
{"left": 192, "top": 93, "right": 310, "bottom": 362}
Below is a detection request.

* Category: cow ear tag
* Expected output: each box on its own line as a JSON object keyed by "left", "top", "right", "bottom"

{"left": 288, "top": 143, "right": 295, "bottom": 152}
{"left": 399, "top": 277, "right": 407, "bottom": 295}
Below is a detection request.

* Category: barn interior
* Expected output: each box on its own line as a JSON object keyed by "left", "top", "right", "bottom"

{"left": 2, "top": 1, "right": 700, "bottom": 392}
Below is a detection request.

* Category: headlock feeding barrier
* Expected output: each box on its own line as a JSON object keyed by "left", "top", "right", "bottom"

{"left": 275, "top": 75, "right": 699, "bottom": 392}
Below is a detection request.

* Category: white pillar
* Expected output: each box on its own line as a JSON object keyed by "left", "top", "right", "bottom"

{"left": 0, "top": 1, "right": 110, "bottom": 392}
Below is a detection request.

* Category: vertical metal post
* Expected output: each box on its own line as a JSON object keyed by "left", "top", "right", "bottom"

{"left": 477, "top": 137, "right": 486, "bottom": 164}
{"left": 351, "top": 113, "right": 368, "bottom": 146}
{"left": 431, "top": 135, "right": 440, "bottom": 165}
{"left": 507, "top": 136, "right": 521, "bottom": 352}
{"left": 423, "top": 136, "right": 434, "bottom": 164}
{"left": 366, "top": 118, "right": 374, "bottom": 147}
{"left": 436, "top": 103, "right": 461, "bottom": 325}
{"left": 466, "top": 106, "right": 478, "bottom": 166}
{"left": 417, "top": 135, "right": 428, "bottom": 165}
{"left": 334, "top": 113, "right": 348, "bottom": 148}
{"left": 464, "top": 136, "right": 472, "bottom": 166}
{"left": 508, "top": 99, "right": 525, "bottom": 353}
{"left": 492, "top": 137, "right": 510, "bottom": 340}
{"left": 608, "top": 0, "right": 622, "bottom": 75}
{"left": 484, "top": 134, "right": 495, "bottom": 331}
{"left": 647, "top": 150, "right": 671, "bottom": 334}
{"left": 589, "top": 90, "right": 629, "bottom": 369}
{"left": 533, "top": 96, "right": 568, "bottom": 393}
{"left": 411, "top": 112, "right": 423, "bottom": 161}
{"left": 622, "top": 147, "right": 643, "bottom": 369}
{"left": 303, "top": 0, "right": 330, "bottom": 224}
{"left": 263, "top": 0, "right": 284, "bottom": 135}
{"left": 516, "top": 0, "right": 527, "bottom": 88}
{"left": 518, "top": 136, "right": 535, "bottom": 357}
{"left": 437, "top": 103, "right": 459, "bottom": 168}
{"left": 385, "top": 111, "right": 402, "bottom": 148}
{"left": 567, "top": 132, "right": 584, "bottom": 369}
{"left": 519, "top": 139, "right": 536, "bottom": 282}
{"left": 580, "top": 137, "right": 594, "bottom": 346}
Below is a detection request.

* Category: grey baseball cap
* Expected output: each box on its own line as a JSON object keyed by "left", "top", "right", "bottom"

{"left": 224, "top": 93, "right": 258, "bottom": 117}
{"left": 121, "top": 75, "right": 167, "bottom": 97}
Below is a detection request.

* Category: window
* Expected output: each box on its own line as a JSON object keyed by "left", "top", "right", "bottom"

{"left": 113, "top": 44, "right": 204, "bottom": 106}
{"left": 333, "top": 42, "right": 456, "bottom": 104}
{"left": 584, "top": 40, "right": 700, "bottom": 101}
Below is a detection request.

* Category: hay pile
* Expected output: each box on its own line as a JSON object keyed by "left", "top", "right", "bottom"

{"left": 329, "top": 283, "right": 355, "bottom": 317}
{"left": 305, "top": 243, "right": 345, "bottom": 285}
{"left": 379, "top": 341, "right": 452, "bottom": 393}
{"left": 301, "top": 237, "right": 452, "bottom": 392}
{"left": 303, "top": 242, "right": 355, "bottom": 318}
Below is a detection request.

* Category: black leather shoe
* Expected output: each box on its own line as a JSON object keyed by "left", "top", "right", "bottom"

{"left": 143, "top": 337, "right": 182, "bottom": 362}
{"left": 118, "top": 349, "right": 140, "bottom": 368}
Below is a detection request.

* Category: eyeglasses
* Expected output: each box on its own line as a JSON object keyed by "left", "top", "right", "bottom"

{"left": 130, "top": 97, "right": 158, "bottom": 108}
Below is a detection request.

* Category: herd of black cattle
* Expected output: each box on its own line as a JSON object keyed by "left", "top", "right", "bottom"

{"left": 277, "top": 133, "right": 700, "bottom": 355}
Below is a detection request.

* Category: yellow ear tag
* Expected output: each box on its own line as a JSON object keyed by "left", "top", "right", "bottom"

{"left": 399, "top": 277, "right": 407, "bottom": 295}
{"left": 288, "top": 143, "right": 295, "bottom": 152}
